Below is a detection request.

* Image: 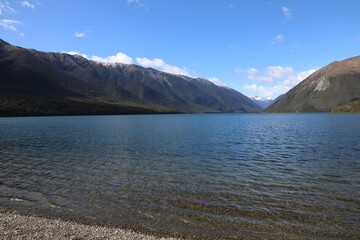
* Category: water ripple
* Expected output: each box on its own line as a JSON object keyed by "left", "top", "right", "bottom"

{"left": 0, "top": 113, "right": 359, "bottom": 239}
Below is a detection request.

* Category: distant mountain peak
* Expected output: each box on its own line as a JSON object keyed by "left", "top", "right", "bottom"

{"left": 249, "top": 96, "right": 278, "bottom": 109}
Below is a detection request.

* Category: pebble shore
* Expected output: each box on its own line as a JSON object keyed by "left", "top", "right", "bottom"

{"left": 0, "top": 209, "right": 180, "bottom": 240}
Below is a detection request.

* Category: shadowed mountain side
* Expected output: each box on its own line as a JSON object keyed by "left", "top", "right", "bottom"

{"left": 0, "top": 41, "right": 93, "bottom": 99}
{"left": 29, "top": 47, "right": 261, "bottom": 113}
{"left": 0, "top": 97, "right": 168, "bottom": 117}
{"left": 0, "top": 39, "right": 262, "bottom": 116}
{"left": 0, "top": 40, "right": 168, "bottom": 116}
{"left": 264, "top": 56, "right": 360, "bottom": 112}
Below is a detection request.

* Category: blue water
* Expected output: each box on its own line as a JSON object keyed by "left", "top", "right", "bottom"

{"left": 0, "top": 113, "right": 359, "bottom": 239}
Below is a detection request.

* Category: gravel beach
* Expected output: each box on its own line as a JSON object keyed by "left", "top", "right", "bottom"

{"left": 0, "top": 209, "right": 180, "bottom": 240}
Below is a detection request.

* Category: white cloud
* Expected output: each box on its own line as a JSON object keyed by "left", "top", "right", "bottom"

{"left": 21, "top": 1, "right": 34, "bottom": 9}
{"left": 271, "top": 34, "right": 284, "bottom": 44}
{"left": 265, "top": 66, "right": 293, "bottom": 78}
{"left": 127, "top": 0, "right": 146, "bottom": 8}
{"left": 75, "top": 32, "right": 85, "bottom": 38}
{"left": 136, "top": 57, "right": 189, "bottom": 76}
{"left": 245, "top": 65, "right": 317, "bottom": 84}
{"left": 62, "top": 51, "right": 133, "bottom": 64}
{"left": 247, "top": 68, "right": 259, "bottom": 75}
{"left": 136, "top": 57, "right": 164, "bottom": 68}
{"left": 281, "top": 6, "right": 291, "bottom": 19}
{"left": 75, "top": 30, "right": 91, "bottom": 38}
{"left": 243, "top": 84, "right": 258, "bottom": 90}
{"left": 228, "top": 4, "right": 234, "bottom": 9}
{"left": 62, "top": 51, "right": 89, "bottom": 59}
{"left": 235, "top": 68, "right": 259, "bottom": 75}
{"left": 92, "top": 52, "right": 133, "bottom": 64}
{"left": 208, "top": 77, "right": 225, "bottom": 86}
{"left": 241, "top": 66, "right": 319, "bottom": 97}
{"left": 244, "top": 84, "right": 291, "bottom": 97}
{"left": 19, "top": 32, "right": 25, "bottom": 38}
{"left": 241, "top": 66, "right": 282, "bottom": 83}
{"left": 248, "top": 75, "right": 273, "bottom": 83}
{"left": 7, "top": 6, "right": 15, "bottom": 14}
{"left": 282, "top": 68, "right": 318, "bottom": 86}
{"left": 0, "top": 1, "right": 17, "bottom": 15}
{"left": 0, "top": 19, "right": 21, "bottom": 31}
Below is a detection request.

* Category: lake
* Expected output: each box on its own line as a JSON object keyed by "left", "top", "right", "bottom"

{"left": 0, "top": 113, "right": 359, "bottom": 239}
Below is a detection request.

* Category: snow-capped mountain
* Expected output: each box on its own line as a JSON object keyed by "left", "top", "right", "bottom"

{"left": 249, "top": 96, "right": 281, "bottom": 109}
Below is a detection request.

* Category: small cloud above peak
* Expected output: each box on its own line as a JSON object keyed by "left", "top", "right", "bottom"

{"left": 62, "top": 51, "right": 133, "bottom": 65}
{"left": 281, "top": 6, "right": 291, "bottom": 19}
{"left": 92, "top": 52, "right": 133, "bottom": 64}
{"left": 62, "top": 51, "right": 89, "bottom": 59}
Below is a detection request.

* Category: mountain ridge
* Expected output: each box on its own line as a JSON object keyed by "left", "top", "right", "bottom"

{"left": 0, "top": 39, "right": 262, "bottom": 116}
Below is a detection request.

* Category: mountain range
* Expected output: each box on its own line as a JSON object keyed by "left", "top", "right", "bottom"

{"left": 0, "top": 39, "right": 261, "bottom": 116}
{"left": 2, "top": 39, "right": 359, "bottom": 115}
{"left": 265, "top": 55, "right": 360, "bottom": 113}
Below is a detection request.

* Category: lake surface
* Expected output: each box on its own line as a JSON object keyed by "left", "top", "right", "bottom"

{"left": 0, "top": 113, "right": 359, "bottom": 239}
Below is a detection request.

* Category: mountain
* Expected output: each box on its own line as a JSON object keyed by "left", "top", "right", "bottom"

{"left": 264, "top": 56, "right": 360, "bottom": 113}
{"left": 0, "top": 39, "right": 261, "bottom": 116}
{"left": 249, "top": 96, "right": 282, "bottom": 109}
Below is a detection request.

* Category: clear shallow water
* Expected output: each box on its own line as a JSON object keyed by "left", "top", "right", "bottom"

{"left": 0, "top": 113, "right": 359, "bottom": 239}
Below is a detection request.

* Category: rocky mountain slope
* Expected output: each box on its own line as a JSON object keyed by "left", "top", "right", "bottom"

{"left": 0, "top": 39, "right": 261, "bottom": 116}
{"left": 264, "top": 56, "right": 360, "bottom": 112}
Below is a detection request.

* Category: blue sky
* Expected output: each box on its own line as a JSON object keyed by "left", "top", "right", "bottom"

{"left": 1, "top": 0, "right": 360, "bottom": 98}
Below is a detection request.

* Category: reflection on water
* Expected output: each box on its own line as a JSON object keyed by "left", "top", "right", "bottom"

{"left": 0, "top": 113, "right": 360, "bottom": 239}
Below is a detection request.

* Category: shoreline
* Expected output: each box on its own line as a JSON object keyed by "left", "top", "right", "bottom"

{"left": 0, "top": 208, "right": 180, "bottom": 240}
